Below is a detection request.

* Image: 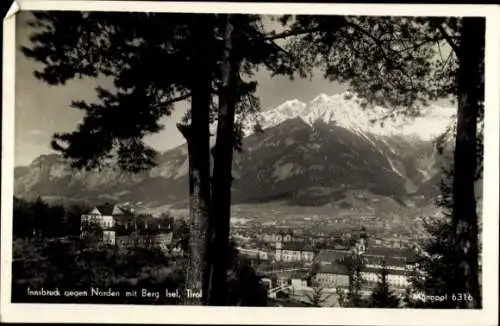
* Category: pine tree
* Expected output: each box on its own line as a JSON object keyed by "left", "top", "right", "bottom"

{"left": 225, "top": 240, "right": 268, "bottom": 306}
{"left": 306, "top": 281, "right": 331, "bottom": 307}
{"left": 369, "top": 260, "right": 401, "bottom": 308}
{"left": 337, "top": 253, "right": 367, "bottom": 307}
{"left": 408, "top": 164, "right": 455, "bottom": 307}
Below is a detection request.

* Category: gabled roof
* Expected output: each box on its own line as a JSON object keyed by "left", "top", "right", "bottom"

{"left": 94, "top": 203, "right": 115, "bottom": 216}
{"left": 317, "top": 263, "right": 349, "bottom": 275}
{"left": 315, "top": 249, "right": 349, "bottom": 263}
{"left": 364, "top": 247, "right": 417, "bottom": 262}
{"left": 89, "top": 204, "right": 135, "bottom": 217}
{"left": 317, "top": 263, "right": 409, "bottom": 277}
{"left": 282, "top": 242, "right": 314, "bottom": 252}
{"left": 362, "top": 267, "right": 408, "bottom": 276}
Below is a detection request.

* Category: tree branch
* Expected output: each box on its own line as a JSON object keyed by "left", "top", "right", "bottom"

{"left": 160, "top": 92, "right": 192, "bottom": 106}
{"left": 345, "top": 22, "right": 396, "bottom": 71}
{"left": 263, "top": 27, "right": 323, "bottom": 41}
{"left": 437, "top": 24, "right": 459, "bottom": 55}
{"left": 437, "top": 40, "right": 444, "bottom": 62}
{"left": 244, "top": 25, "right": 293, "bottom": 58}
{"left": 343, "top": 22, "right": 413, "bottom": 91}
{"left": 394, "top": 36, "right": 445, "bottom": 54}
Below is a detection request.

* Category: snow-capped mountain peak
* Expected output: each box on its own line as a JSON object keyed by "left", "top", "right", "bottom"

{"left": 247, "top": 92, "right": 455, "bottom": 140}
{"left": 310, "top": 93, "right": 330, "bottom": 103}
{"left": 271, "top": 99, "right": 306, "bottom": 118}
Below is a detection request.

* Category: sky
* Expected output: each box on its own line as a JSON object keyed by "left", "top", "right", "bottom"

{"left": 14, "top": 12, "right": 348, "bottom": 166}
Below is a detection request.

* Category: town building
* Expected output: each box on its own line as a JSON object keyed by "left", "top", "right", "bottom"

{"left": 361, "top": 267, "right": 409, "bottom": 288}
{"left": 257, "top": 229, "right": 294, "bottom": 243}
{"left": 80, "top": 203, "right": 173, "bottom": 251}
{"left": 314, "top": 263, "right": 350, "bottom": 288}
{"left": 80, "top": 204, "right": 128, "bottom": 244}
{"left": 237, "top": 247, "right": 271, "bottom": 260}
{"left": 275, "top": 242, "right": 315, "bottom": 263}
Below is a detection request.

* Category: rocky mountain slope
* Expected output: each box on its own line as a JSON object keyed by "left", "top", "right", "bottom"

{"left": 14, "top": 92, "right": 456, "bottom": 210}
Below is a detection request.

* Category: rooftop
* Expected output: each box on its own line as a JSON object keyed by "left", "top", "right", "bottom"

{"left": 94, "top": 203, "right": 116, "bottom": 216}
{"left": 364, "top": 247, "right": 418, "bottom": 263}
{"left": 363, "top": 267, "right": 408, "bottom": 276}
{"left": 282, "top": 242, "right": 314, "bottom": 252}
{"left": 88, "top": 204, "right": 134, "bottom": 217}
{"left": 315, "top": 249, "right": 350, "bottom": 263}
{"left": 317, "top": 263, "right": 349, "bottom": 275}
{"left": 316, "top": 263, "right": 409, "bottom": 276}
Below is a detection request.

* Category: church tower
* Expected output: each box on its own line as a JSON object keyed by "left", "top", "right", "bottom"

{"left": 358, "top": 227, "right": 368, "bottom": 254}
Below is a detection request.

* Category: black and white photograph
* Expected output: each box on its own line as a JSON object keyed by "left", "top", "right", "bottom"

{"left": 1, "top": 1, "right": 498, "bottom": 324}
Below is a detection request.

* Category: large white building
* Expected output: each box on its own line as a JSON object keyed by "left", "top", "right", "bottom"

{"left": 80, "top": 204, "right": 126, "bottom": 244}
{"left": 80, "top": 203, "right": 173, "bottom": 251}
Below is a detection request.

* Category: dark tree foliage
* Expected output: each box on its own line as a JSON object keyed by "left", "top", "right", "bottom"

{"left": 12, "top": 236, "right": 184, "bottom": 304}
{"left": 368, "top": 261, "right": 401, "bottom": 308}
{"left": 413, "top": 163, "right": 456, "bottom": 307}
{"left": 225, "top": 240, "right": 268, "bottom": 306}
{"left": 13, "top": 196, "right": 85, "bottom": 239}
{"left": 306, "top": 281, "right": 332, "bottom": 307}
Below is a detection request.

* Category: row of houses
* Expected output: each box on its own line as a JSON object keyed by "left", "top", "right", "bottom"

{"left": 237, "top": 241, "right": 316, "bottom": 262}
{"left": 235, "top": 225, "right": 373, "bottom": 254}
{"left": 80, "top": 204, "right": 177, "bottom": 252}
{"left": 254, "top": 230, "right": 294, "bottom": 243}
{"left": 237, "top": 227, "right": 354, "bottom": 246}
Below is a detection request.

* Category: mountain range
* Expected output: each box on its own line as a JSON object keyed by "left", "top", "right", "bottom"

{"left": 14, "top": 92, "right": 458, "bottom": 214}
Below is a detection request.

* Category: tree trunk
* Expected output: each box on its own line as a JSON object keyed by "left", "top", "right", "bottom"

{"left": 177, "top": 58, "right": 212, "bottom": 306}
{"left": 208, "top": 15, "right": 241, "bottom": 305}
{"left": 451, "top": 17, "right": 484, "bottom": 309}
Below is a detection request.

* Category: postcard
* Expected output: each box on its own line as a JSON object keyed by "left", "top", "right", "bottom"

{"left": 1, "top": 1, "right": 499, "bottom": 324}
